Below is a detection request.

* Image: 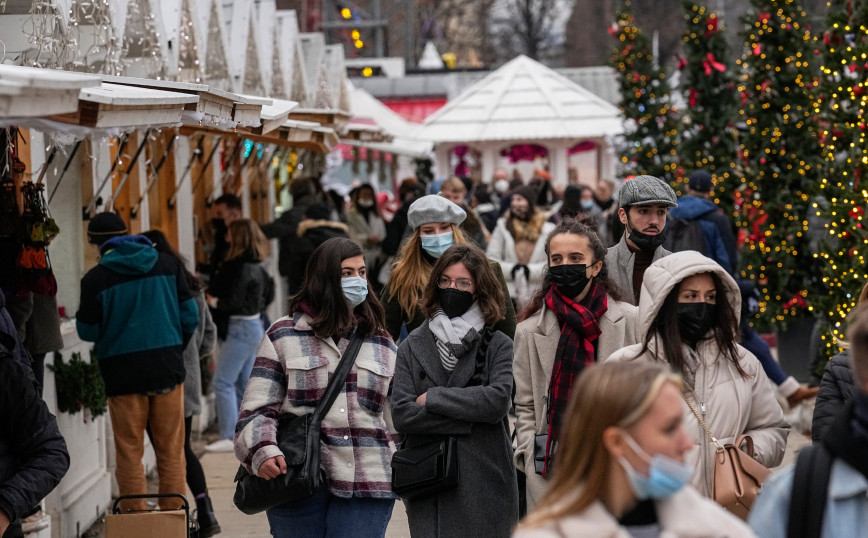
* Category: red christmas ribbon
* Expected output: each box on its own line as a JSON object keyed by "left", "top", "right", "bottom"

{"left": 702, "top": 53, "right": 726, "bottom": 75}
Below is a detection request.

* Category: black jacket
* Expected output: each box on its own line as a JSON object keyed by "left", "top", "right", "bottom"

{"left": 813, "top": 351, "right": 858, "bottom": 442}
{"left": 259, "top": 194, "right": 316, "bottom": 279}
{"left": 209, "top": 253, "right": 274, "bottom": 339}
{"left": 0, "top": 345, "right": 69, "bottom": 537}
{"left": 288, "top": 220, "right": 349, "bottom": 292}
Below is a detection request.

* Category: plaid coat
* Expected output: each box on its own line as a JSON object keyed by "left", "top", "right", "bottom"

{"left": 234, "top": 312, "right": 398, "bottom": 499}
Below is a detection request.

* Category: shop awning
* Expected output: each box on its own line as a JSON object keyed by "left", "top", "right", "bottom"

{"left": 240, "top": 96, "right": 298, "bottom": 135}
{"left": 51, "top": 83, "right": 199, "bottom": 129}
{"left": 288, "top": 107, "right": 350, "bottom": 134}
{"left": 104, "top": 75, "right": 239, "bottom": 128}
{"left": 0, "top": 64, "right": 100, "bottom": 117}
{"left": 343, "top": 123, "right": 391, "bottom": 143}
{"left": 232, "top": 95, "right": 271, "bottom": 128}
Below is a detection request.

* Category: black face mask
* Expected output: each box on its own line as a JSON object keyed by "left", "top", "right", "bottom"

{"left": 438, "top": 288, "right": 474, "bottom": 318}
{"left": 548, "top": 264, "right": 592, "bottom": 299}
{"left": 676, "top": 302, "right": 718, "bottom": 343}
{"left": 628, "top": 227, "right": 666, "bottom": 253}
{"left": 211, "top": 217, "right": 227, "bottom": 234}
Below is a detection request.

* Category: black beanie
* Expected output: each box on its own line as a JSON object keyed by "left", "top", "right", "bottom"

{"left": 87, "top": 212, "right": 127, "bottom": 245}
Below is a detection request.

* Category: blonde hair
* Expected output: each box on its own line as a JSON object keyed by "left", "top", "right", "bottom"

{"left": 440, "top": 177, "right": 467, "bottom": 194}
{"left": 386, "top": 224, "right": 467, "bottom": 319}
{"left": 835, "top": 280, "right": 868, "bottom": 350}
{"left": 521, "top": 362, "right": 682, "bottom": 528}
{"left": 225, "top": 218, "right": 269, "bottom": 262}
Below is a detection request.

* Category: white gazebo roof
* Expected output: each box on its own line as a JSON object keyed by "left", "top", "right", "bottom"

{"left": 415, "top": 55, "right": 623, "bottom": 144}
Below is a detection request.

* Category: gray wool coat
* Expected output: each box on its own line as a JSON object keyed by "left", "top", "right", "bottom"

{"left": 184, "top": 292, "right": 217, "bottom": 417}
{"left": 391, "top": 321, "right": 519, "bottom": 538}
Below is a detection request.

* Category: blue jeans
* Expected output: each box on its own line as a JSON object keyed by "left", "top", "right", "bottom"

{"left": 740, "top": 323, "right": 788, "bottom": 386}
{"left": 214, "top": 317, "right": 264, "bottom": 439}
{"left": 266, "top": 487, "right": 395, "bottom": 538}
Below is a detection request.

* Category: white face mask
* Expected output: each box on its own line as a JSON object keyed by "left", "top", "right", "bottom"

{"left": 494, "top": 179, "right": 510, "bottom": 194}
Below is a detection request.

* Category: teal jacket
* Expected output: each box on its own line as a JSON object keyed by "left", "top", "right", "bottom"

{"left": 76, "top": 235, "right": 199, "bottom": 395}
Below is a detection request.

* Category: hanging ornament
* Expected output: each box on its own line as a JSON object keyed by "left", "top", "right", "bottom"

{"left": 702, "top": 53, "right": 726, "bottom": 75}
{"left": 689, "top": 87, "right": 699, "bottom": 107}
{"left": 676, "top": 54, "right": 687, "bottom": 70}
{"left": 704, "top": 15, "right": 719, "bottom": 37}
{"left": 753, "top": 44, "right": 762, "bottom": 56}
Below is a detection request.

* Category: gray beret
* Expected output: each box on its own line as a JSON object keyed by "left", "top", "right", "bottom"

{"left": 619, "top": 175, "right": 678, "bottom": 209}
{"left": 408, "top": 195, "right": 466, "bottom": 230}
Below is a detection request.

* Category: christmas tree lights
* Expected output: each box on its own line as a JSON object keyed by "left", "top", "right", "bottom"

{"left": 735, "top": 0, "right": 821, "bottom": 329}
{"left": 678, "top": 1, "right": 739, "bottom": 213}
{"left": 609, "top": 2, "right": 680, "bottom": 183}
{"left": 813, "top": 0, "right": 868, "bottom": 354}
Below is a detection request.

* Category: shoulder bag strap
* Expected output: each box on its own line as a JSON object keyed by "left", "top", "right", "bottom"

{"left": 682, "top": 395, "right": 725, "bottom": 451}
{"left": 310, "top": 330, "right": 365, "bottom": 423}
{"left": 787, "top": 443, "right": 833, "bottom": 538}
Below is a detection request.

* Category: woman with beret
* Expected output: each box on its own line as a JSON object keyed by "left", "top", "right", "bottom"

{"left": 383, "top": 195, "right": 516, "bottom": 341}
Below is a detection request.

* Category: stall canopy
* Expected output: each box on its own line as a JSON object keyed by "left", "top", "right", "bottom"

{"left": 343, "top": 86, "right": 432, "bottom": 159}
{"left": 0, "top": 65, "right": 100, "bottom": 118}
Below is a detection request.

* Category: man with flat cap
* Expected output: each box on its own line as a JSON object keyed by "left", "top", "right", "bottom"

{"left": 605, "top": 175, "right": 678, "bottom": 305}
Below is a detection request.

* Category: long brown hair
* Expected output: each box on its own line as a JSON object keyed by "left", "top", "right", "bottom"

{"left": 288, "top": 237, "right": 386, "bottom": 338}
{"left": 225, "top": 218, "right": 269, "bottom": 262}
{"left": 639, "top": 271, "right": 746, "bottom": 380}
{"left": 421, "top": 244, "right": 505, "bottom": 324}
{"left": 519, "top": 218, "right": 623, "bottom": 322}
{"left": 522, "top": 362, "right": 681, "bottom": 527}
{"left": 386, "top": 224, "right": 467, "bottom": 319}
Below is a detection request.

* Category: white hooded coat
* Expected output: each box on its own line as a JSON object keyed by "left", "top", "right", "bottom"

{"left": 606, "top": 251, "right": 789, "bottom": 496}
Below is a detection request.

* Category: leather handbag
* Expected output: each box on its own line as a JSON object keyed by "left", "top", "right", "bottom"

{"left": 684, "top": 398, "right": 770, "bottom": 520}
{"left": 391, "top": 436, "right": 459, "bottom": 500}
{"left": 233, "top": 330, "right": 365, "bottom": 515}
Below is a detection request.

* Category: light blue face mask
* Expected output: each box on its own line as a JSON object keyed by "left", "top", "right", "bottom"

{"left": 617, "top": 431, "right": 693, "bottom": 500}
{"left": 420, "top": 231, "right": 454, "bottom": 258}
{"left": 581, "top": 199, "right": 596, "bottom": 209}
{"left": 341, "top": 276, "right": 368, "bottom": 308}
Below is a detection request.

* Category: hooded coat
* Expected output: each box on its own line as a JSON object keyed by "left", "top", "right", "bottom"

{"left": 76, "top": 235, "right": 200, "bottom": 396}
{"left": 606, "top": 251, "right": 789, "bottom": 496}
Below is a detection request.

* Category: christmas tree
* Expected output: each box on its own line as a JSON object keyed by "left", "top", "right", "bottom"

{"left": 735, "top": 0, "right": 822, "bottom": 329}
{"left": 813, "top": 0, "right": 868, "bottom": 354}
{"left": 678, "top": 1, "right": 739, "bottom": 213}
{"left": 609, "top": 2, "right": 680, "bottom": 183}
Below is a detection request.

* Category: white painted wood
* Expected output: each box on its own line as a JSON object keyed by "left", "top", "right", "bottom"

{"left": 80, "top": 83, "right": 199, "bottom": 106}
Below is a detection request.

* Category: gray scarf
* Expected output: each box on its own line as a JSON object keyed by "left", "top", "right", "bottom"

{"left": 428, "top": 302, "right": 486, "bottom": 372}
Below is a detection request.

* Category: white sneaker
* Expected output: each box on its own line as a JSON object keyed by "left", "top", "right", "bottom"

{"left": 205, "top": 438, "right": 235, "bottom": 453}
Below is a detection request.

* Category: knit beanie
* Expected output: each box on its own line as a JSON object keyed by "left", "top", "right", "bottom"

{"left": 87, "top": 212, "right": 127, "bottom": 245}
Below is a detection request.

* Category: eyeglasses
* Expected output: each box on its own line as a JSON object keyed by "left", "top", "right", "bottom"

{"left": 437, "top": 276, "right": 474, "bottom": 291}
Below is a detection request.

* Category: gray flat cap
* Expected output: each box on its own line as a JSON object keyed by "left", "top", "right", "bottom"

{"left": 408, "top": 195, "right": 466, "bottom": 230}
{"left": 619, "top": 175, "right": 678, "bottom": 208}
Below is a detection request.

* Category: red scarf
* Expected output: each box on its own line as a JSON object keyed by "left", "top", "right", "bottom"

{"left": 543, "top": 281, "right": 608, "bottom": 476}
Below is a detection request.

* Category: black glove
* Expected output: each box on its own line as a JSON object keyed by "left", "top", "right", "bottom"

{"left": 511, "top": 264, "right": 530, "bottom": 280}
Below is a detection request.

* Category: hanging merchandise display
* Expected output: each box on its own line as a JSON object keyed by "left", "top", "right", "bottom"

{"left": 18, "top": 181, "right": 59, "bottom": 297}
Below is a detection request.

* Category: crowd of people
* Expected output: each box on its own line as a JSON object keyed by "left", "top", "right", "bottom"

{"left": 3, "top": 168, "right": 864, "bottom": 538}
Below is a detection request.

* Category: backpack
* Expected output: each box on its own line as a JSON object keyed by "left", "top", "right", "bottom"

{"left": 662, "top": 216, "right": 708, "bottom": 255}
{"left": 787, "top": 443, "right": 833, "bottom": 538}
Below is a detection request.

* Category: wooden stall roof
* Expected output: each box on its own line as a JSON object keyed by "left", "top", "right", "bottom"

{"left": 0, "top": 65, "right": 100, "bottom": 117}
{"left": 104, "top": 75, "right": 239, "bottom": 126}
{"left": 49, "top": 83, "right": 199, "bottom": 129}
{"left": 288, "top": 107, "right": 350, "bottom": 134}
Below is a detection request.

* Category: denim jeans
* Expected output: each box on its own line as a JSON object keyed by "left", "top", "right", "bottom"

{"left": 214, "top": 317, "right": 264, "bottom": 439}
{"left": 266, "top": 487, "right": 395, "bottom": 538}
{"left": 740, "top": 323, "right": 787, "bottom": 386}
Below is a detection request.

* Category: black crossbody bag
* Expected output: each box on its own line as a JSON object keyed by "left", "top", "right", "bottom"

{"left": 391, "top": 328, "right": 493, "bottom": 500}
{"left": 233, "top": 330, "right": 365, "bottom": 514}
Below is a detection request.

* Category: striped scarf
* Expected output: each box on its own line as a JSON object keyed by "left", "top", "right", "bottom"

{"left": 428, "top": 303, "right": 485, "bottom": 372}
{"left": 542, "top": 281, "right": 607, "bottom": 476}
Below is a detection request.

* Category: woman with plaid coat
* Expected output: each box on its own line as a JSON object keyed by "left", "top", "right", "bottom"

{"left": 235, "top": 237, "right": 398, "bottom": 538}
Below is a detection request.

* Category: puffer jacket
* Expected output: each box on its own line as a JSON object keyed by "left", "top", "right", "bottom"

{"left": 812, "top": 350, "right": 858, "bottom": 442}
{"left": 513, "top": 484, "right": 754, "bottom": 538}
{"left": 606, "top": 251, "right": 789, "bottom": 497}
{"left": 0, "top": 349, "right": 69, "bottom": 536}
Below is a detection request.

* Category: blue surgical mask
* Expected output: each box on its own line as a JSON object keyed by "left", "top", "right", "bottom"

{"left": 420, "top": 231, "right": 454, "bottom": 258}
{"left": 341, "top": 276, "right": 368, "bottom": 308}
{"left": 581, "top": 199, "right": 596, "bottom": 209}
{"left": 617, "top": 431, "right": 693, "bottom": 500}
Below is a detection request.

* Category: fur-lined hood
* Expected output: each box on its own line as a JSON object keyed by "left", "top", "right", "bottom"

{"left": 297, "top": 219, "right": 349, "bottom": 237}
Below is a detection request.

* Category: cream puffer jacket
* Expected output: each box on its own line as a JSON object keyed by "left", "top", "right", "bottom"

{"left": 512, "top": 484, "right": 755, "bottom": 538}
{"left": 606, "top": 251, "right": 789, "bottom": 497}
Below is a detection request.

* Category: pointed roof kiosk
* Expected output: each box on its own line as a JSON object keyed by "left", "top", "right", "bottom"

{"left": 414, "top": 55, "right": 623, "bottom": 188}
